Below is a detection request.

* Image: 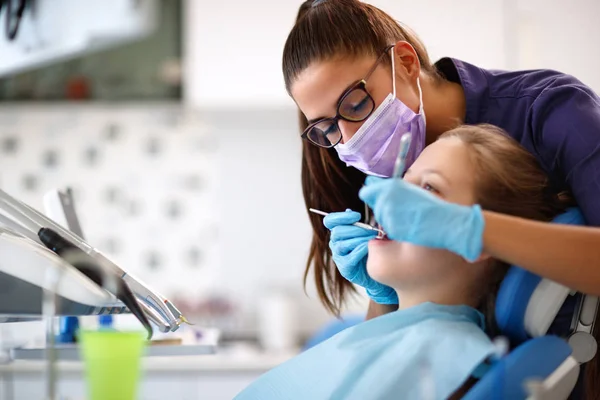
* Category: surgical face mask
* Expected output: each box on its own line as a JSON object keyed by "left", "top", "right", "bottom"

{"left": 335, "top": 48, "right": 427, "bottom": 178}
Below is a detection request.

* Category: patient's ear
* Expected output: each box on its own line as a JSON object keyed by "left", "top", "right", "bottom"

{"left": 465, "top": 252, "right": 492, "bottom": 264}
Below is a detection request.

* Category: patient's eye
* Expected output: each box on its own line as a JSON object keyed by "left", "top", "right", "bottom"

{"left": 422, "top": 183, "right": 439, "bottom": 193}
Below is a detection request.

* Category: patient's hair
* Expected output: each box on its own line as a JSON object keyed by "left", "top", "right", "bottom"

{"left": 441, "top": 124, "right": 598, "bottom": 399}
{"left": 441, "top": 124, "right": 570, "bottom": 221}
{"left": 440, "top": 125, "right": 569, "bottom": 326}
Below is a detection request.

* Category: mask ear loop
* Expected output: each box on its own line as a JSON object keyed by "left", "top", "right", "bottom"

{"left": 390, "top": 46, "right": 397, "bottom": 98}
{"left": 416, "top": 76, "right": 424, "bottom": 114}
{"left": 392, "top": 44, "right": 424, "bottom": 115}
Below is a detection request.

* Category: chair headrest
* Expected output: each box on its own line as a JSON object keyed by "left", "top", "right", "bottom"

{"left": 495, "top": 208, "right": 585, "bottom": 344}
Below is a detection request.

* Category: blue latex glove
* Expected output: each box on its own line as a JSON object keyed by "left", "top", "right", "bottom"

{"left": 323, "top": 209, "right": 398, "bottom": 304}
{"left": 359, "top": 176, "right": 485, "bottom": 262}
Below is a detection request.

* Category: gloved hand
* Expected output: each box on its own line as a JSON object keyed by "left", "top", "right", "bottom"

{"left": 359, "top": 176, "right": 485, "bottom": 262}
{"left": 323, "top": 209, "right": 399, "bottom": 304}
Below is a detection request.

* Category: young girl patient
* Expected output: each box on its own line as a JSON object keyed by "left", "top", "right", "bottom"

{"left": 235, "top": 124, "right": 568, "bottom": 400}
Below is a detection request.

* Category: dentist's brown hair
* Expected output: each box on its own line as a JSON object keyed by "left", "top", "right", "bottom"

{"left": 284, "top": 0, "right": 438, "bottom": 316}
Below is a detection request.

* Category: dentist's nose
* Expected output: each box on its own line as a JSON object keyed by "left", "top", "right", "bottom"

{"left": 337, "top": 120, "right": 364, "bottom": 144}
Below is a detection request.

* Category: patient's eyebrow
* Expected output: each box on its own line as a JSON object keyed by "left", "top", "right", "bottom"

{"left": 420, "top": 169, "right": 450, "bottom": 184}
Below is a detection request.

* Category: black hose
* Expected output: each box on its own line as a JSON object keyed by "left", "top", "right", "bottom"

{"left": 3, "top": 0, "right": 27, "bottom": 41}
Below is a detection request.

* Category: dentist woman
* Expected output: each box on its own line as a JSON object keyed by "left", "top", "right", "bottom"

{"left": 283, "top": 0, "right": 600, "bottom": 323}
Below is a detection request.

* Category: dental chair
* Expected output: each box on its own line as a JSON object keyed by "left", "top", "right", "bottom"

{"left": 464, "top": 207, "right": 599, "bottom": 400}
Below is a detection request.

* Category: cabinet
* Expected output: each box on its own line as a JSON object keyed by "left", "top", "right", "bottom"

{"left": 0, "top": 352, "right": 294, "bottom": 400}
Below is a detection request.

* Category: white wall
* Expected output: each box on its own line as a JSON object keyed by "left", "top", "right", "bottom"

{"left": 368, "top": 0, "right": 508, "bottom": 69}
{"left": 0, "top": 104, "right": 219, "bottom": 298}
{"left": 183, "top": 0, "right": 508, "bottom": 108}
{"left": 508, "top": 0, "right": 600, "bottom": 93}
{"left": 183, "top": 0, "right": 299, "bottom": 108}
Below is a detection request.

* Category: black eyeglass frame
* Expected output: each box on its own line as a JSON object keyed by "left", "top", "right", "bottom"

{"left": 301, "top": 45, "right": 395, "bottom": 148}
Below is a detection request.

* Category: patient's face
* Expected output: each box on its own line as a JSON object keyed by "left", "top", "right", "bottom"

{"left": 366, "top": 137, "right": 484, "bottom": 293}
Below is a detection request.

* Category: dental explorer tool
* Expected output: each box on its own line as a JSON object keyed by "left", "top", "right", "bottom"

{"left": 353, "top": 132, "right": 412, "bottom": 240}
{"left": 309, "top": 208, "right": 385, "bottom": 235}
{"left": 392, "top": 132, "right": 412, "bottom": 179}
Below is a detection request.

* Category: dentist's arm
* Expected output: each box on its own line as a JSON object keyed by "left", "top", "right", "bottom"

{"left": 482, "top": 211, "right": 600, "bottom": 295}
{"left": 505, "top": 83, "right": 600, "bottom": 294}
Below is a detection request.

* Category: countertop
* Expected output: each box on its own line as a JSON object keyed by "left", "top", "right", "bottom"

{"left": 0, "top": 346, "right": 299, "bottom": 373}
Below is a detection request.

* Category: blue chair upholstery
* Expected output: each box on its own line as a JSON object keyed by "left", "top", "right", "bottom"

{"left": 463, "top": 336, "right": 573, "bottom": 400}
{"left": 495, "top": 208, "right": 586, "bottom": 344}
{"left": 466, "top": 207, "right": 587, "bottom": 399}
{"left": 302, "top": 314, "right": 364, "bottom": 351}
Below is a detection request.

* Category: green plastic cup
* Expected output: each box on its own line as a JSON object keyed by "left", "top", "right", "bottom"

{"left": 79, "top": 330, "right": 147, "bottom": 400}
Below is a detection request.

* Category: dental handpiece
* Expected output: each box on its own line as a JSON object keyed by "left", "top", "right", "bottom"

{"left": 309, "top": 208, "right": 385, "bottom": 235}
{"left": 91, "top": 250, "right": 189, "bottom": 331}
{"left": 37, "top": 227, "right": 154, "bottom": 340}
{"left": 392, "top": 133, "right": 412, "bottom": 179}
{"left": 0, "top": 188, "right": 188, "bottom": 332}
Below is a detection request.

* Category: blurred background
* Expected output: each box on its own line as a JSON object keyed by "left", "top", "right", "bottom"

{"left": 0, "top": 0, "right": 598, "bottom": 392}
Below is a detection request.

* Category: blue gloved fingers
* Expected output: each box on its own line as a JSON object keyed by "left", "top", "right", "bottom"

{"left": 358, "top": 177, "right": 397, "bottom": 212}
{"left": 331, "top": 240, "right": 369, "bottom": 268}
{"left": 317, "top": 209, "right": 399, "bottom": 307}
{"left": 359, "top": 176, "right": 486, "bottom": 261}
{"left": 323, "top": 210, "right": 362, "bottom": 230}
{"left": 461, "top": 205, "right": 486, "bottom": 262}
{"left": 330, "top": 235, "right": 374, "bottom": 257}
{"left": 330, "top": 225, "right": 378, "bottom": 242}
{"left": 363, "top": 175, "right": 386, "bottom": 187}
{"left": 359, "top": 179, "right": 403, "bottom": 241}
{"left": 331, "top": 241, "right": 370, "bottom": 283}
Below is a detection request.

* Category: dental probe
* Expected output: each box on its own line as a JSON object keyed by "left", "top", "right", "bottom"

{"left": 309, "top": 208, "right": 385, "bottom": 235}
{"left": 392, "top": 132, "right": 412, "bottom": 179}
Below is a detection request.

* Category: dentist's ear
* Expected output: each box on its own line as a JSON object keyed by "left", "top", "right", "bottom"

{"left": 393, "top": 41, "right": 420, "bottom": 80}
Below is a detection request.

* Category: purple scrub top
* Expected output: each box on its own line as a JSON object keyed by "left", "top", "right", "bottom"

{"left": 435, "top": 58, "right": 600, "bottom": 225}
{"left": 436, "top": 58, "right": 600, "bottom": 397}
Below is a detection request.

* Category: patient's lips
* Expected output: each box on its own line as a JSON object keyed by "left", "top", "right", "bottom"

{"left": 375, "top": 224, "right": 389, "bottom": 240}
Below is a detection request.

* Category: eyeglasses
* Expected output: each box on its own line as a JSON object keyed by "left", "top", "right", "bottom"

{"left": 301, "top": 46, "right": 393, "bottom": 148}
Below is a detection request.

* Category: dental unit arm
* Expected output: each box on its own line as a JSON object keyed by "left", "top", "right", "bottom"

{"left": 0, "top": 187, "right": 188, "bottom": 334}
